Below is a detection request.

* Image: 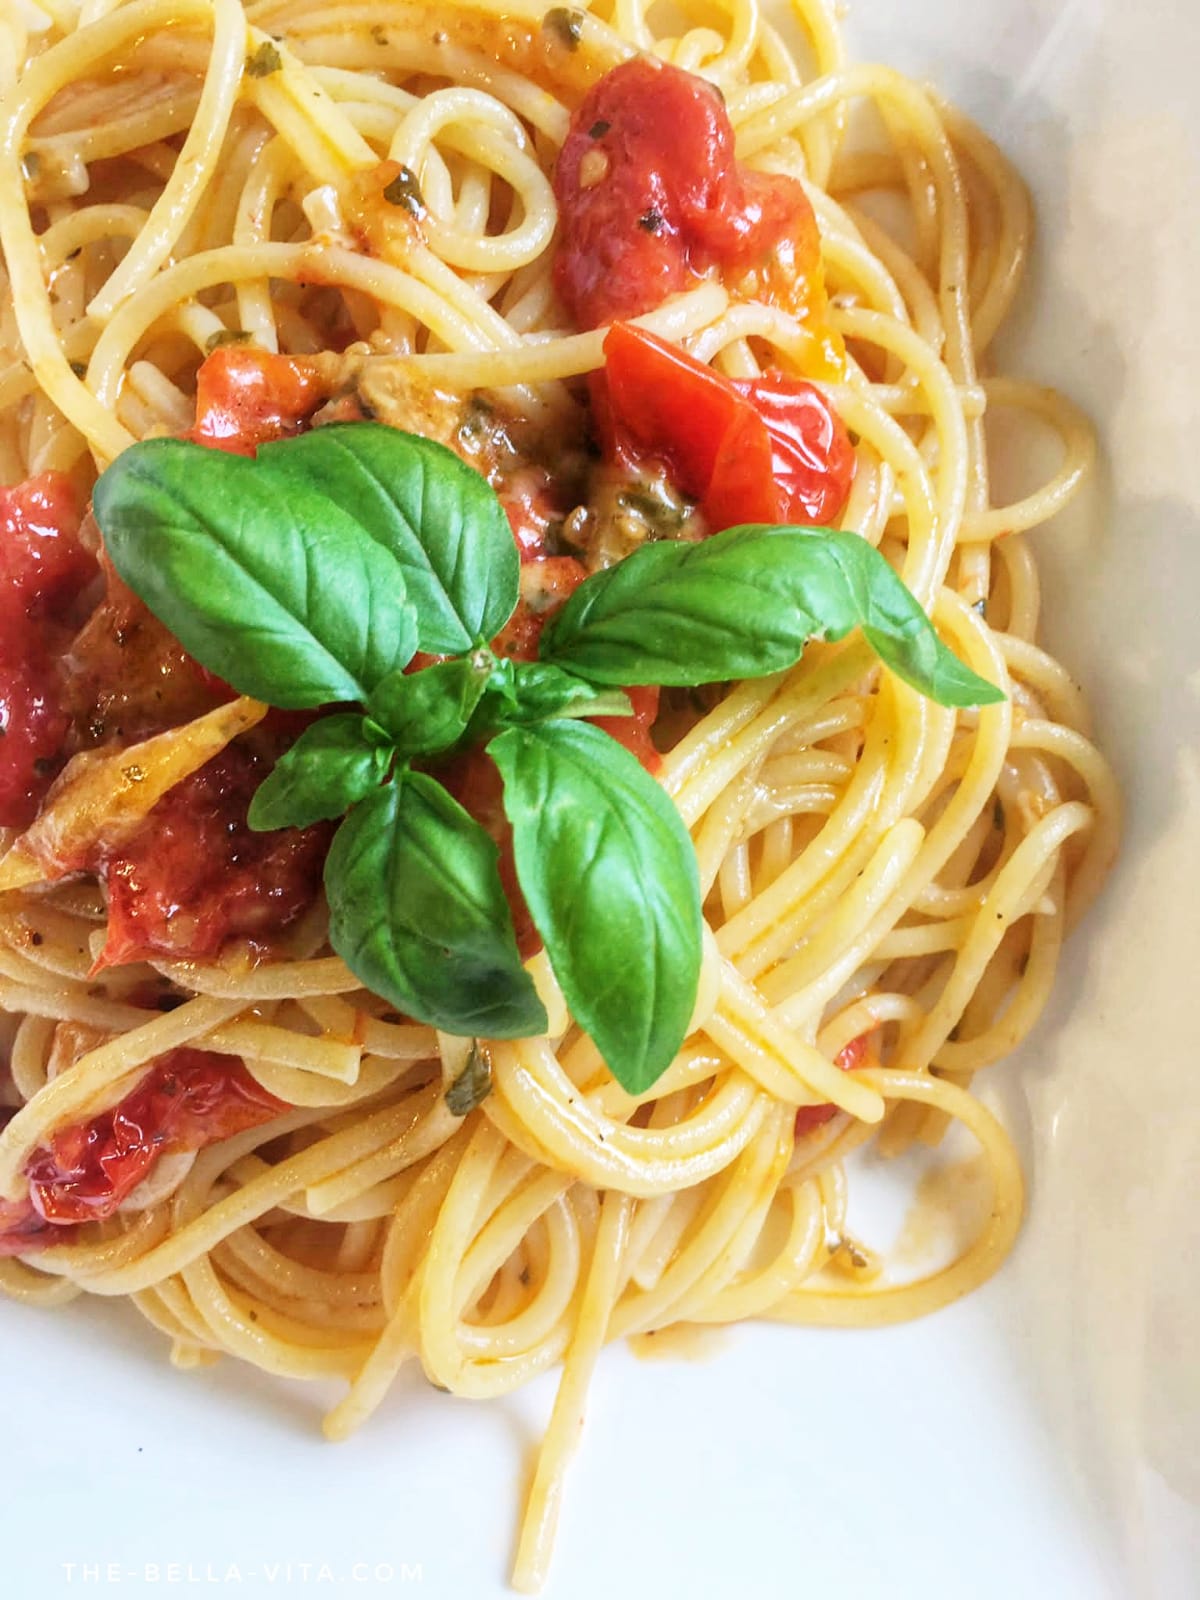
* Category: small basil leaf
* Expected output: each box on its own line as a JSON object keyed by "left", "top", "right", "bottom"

{"left": 367, "top": 656, "right": 492, "bottom": 759}
{"left": 479, "top": 661, "right": 633, "bottom": 730}
{"left": 489, "top": 719, "right": 700, "bottom": 1094}
{"left": 247, "top": 714, "right": 391, "bottom": 831}
{"left": 325, "top": 774, "right": 547, "bottom": 1039}
{"left": 93, "top": 437, "right": 418, "bottom": 707}
{"left": 258, "top": 423, "right": 519, "bottom": 654}
{"left": 538, "top": 523, "right": 1003, "bottom": 709}
{"left": 445, "top": 1040, "right": 493, "bottom": 1115}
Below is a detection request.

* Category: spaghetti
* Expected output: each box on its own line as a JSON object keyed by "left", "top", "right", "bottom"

{"left": 0, "top": 0, "right": 1118, "bottom": 1589}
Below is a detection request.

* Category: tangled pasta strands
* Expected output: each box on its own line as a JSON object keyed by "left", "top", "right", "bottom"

{"left": 0, "top": 0, "right": 1118, "bottom": 1589}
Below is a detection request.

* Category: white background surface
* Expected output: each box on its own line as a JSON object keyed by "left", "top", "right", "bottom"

{"left": 3, "top": 1, "right": 1198, "bottom": 1596}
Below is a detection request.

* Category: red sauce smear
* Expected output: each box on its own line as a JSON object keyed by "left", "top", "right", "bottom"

{"left": 554, "top": 57, "right": 821, "bottom": 330}
{"left": 0, "top": 1047, "right": 283, "bottom": 1255}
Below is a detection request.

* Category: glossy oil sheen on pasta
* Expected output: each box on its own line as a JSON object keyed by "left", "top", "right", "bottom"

{"left": 0, "top": 0, "right": 1119, "bottom": 1590}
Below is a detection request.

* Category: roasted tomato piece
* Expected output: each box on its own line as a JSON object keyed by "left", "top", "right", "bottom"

{"left": 554, "top": 57, "right": 820, "bottom": 330}
{"left": 96, "top": 739, "right": 330, "bottom": 969}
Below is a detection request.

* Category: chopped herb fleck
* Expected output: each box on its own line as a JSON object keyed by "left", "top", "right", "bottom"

{"left": 637, "top": 209, "right": 663, "bottom": 233}
{"left": 457, "top": 394, "right": 495, "bottom": 443}
{"left": 245, "top": 41, "right": 283, "bottom": 77}
{"left": 382, "top": 165, "right": 426, "bottom": 217}
{"left": 370, "top": 23, "right": 388, "bottom": 45}
{"left": 445, "top": 1040, "right": 492, "bottom": 1116}
{"left": 589, "top": 120, "right": 611, "bottom": 139}
{"left": 205, "top": 328, "right": 253, "bottom": 354}
{"left": 543, "top": 7, "right": 585, "bottom": 49}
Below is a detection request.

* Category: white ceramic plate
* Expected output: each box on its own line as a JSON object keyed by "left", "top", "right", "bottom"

{"left": 4, "top": 2, "right": 1198, "bottom": 1596}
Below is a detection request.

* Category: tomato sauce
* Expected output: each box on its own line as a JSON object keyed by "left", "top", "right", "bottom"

{"left": 0, "top": 1047, "right": 283, "bottom": 1254}
{"left": 554, "top": 57, "right": 823, "bottom": 331}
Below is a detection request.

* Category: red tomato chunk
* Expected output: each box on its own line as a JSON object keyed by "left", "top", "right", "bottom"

{"left": 95, "top": 740, "right": 330, "bottom": 970}
{"left": 188, "top": 346, "right": 330, "bottom": 456}
{"left": 599, "top": 323, "right": 853, "bottom": 531}
{"left": 0, "top": 473, "right": 97, "bottom": 828}
{"left": 0, "top": 1048, "right": 283, "bottom": 1253}
{"left": 554, "top": 57, "right": 820, "bottom": 330}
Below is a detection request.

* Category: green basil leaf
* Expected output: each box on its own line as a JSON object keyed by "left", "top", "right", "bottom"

{"left": 480, "top": 661, "right": 633, "bottom": 730}
{"left": 257, "top": 423, "right": 519, "bottom": 654}
{"left": 489, "top": 719, "right": 700, "bottom": 1094}
{"left": 367, "top": 656, "right": 492, "bottom": 759}
{"left": 92, "top": 437, "right": 418, "bottom": 707}
{"left": 538, "top": 523, "right": 1003, "bottom": 709}
{"left": 325, "top": 774, "right": 547, "bottom": 1039}
{"left": 247, "top": 714, "right": 391, "bottom": 831}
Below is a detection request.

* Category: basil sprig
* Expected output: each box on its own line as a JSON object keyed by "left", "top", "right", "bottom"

{"left": 93, "top": 422, "right": 1002, "bottom": 1094}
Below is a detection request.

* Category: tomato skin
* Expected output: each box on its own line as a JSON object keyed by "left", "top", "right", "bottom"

{"left": 0, "top": 473, "right": 96, "bottom": 828}
{"left": 188, "top": 347, "right": 328, "bottom": 455}
{"left": 600, "top": 323, "right": 743, "bottom": 490}
{"left": 0, "top": 1049, "right": 284, "bottom": 1251}
{"left": 729, "top": 376, "right": 856, "bottom": 528}
{"left": 599, "top": 323, "right": 853, "bottom": 531}
{"left": 793, "top": 1033, "right": 870, "bottom": 1137}
{"left": 95, "top": 740, "right": 330, "bottom": 969}
{"left": 554, "top": 57, "right": 817, "bottom": 330}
